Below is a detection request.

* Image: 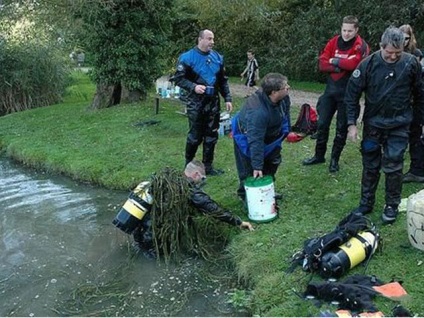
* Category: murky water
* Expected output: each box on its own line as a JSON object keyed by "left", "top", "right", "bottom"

{"left": 0, "top": 157, "right": 245, "bottom": 317}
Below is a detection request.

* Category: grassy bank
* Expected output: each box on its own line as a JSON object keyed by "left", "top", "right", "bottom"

{"left": 0, "top": 72, "right": 423, "bottom": 316}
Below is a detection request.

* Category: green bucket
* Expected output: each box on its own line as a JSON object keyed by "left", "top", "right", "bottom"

{"left": 244, "top": 175, "right": 278, "bottom": 223}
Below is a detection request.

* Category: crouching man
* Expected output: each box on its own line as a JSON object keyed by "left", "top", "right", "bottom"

{"left": 113, "top": 159, "right": 253, "bottom": 260}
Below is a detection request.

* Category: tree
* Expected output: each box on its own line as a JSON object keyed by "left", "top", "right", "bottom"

{"left": 79, "top": 0, "right": 173, "bottom": 109}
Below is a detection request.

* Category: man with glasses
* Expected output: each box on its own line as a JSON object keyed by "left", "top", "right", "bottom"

{"left": 303, "top": 16, "right": 369, "bottom": 173}
{"left": 232, "top": 73, "right": 290, "bottom": 202}
{"left": 345, "top": 26, "right": 424, "bottom": 224}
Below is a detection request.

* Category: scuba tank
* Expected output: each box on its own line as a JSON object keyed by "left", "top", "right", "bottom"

{"left": 112, "top": 181, "right": 153, "bottom": 234}
{"left": 319, "top": 230, "right": 379, "bottom": 278}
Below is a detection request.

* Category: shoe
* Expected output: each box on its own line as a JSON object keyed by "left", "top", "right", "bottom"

{"left": 206, "top": 168, "right": 224, "bottom": 176}
{"left": 402, "top": 172, "right": 424, "bottom": 183}
{"left": 302, "top": 156, "right": 325, "bottom": 166}
{"left": 274, "top": 192, "right": 283, "bottom": 200}
{"left": 351, "top": 205, "right": 373, "bottom": 216}
{"left": 329, "top": 158, "right": 339, "bottom": 173}
{"left": 381, "top": 205, "right": 399, "bottom": 224}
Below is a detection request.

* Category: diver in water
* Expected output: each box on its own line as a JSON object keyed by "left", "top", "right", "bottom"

{"left": 113, "top": 159, "right": 253, "bottom": 260}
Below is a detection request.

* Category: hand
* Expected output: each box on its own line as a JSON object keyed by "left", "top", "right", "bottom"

{"left": 240, "top": 221, "right": 254, "bottom": 231}
{"left": 347, "top": 125, "right": 358, "bottom": 142}
{"left": 253, "top": 170, "right": 263, "bottom": 178}
{"left": 226, "top": 102, "right": 233, "bottom": 113}
{"left": 194, "top": 85, "right": 206, "bottom": 94}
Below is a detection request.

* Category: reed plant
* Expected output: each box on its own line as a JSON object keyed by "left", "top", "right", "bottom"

{"left": 0, "top": 40, "right": 70, "bottom": 115}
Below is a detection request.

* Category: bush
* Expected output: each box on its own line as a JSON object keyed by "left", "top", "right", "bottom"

{"left": 0, "top": 39, "right": 70, "bottom": 115}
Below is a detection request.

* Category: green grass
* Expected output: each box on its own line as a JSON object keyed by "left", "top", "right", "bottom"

{"left": 0, "top": 72, "right": 423, "bottom": 316}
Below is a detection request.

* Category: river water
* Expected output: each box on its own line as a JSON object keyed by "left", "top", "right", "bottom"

{"left": 0, "top": 157, "right": 244, "bottom": 317}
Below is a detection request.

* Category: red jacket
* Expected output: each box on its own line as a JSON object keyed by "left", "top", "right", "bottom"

{"left": 319, "top": 35, "right": 369, "bottom": 82}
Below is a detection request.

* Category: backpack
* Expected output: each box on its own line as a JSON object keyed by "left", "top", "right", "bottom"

{"left": 291, "top": 103, "right": 317, "bottom": 135}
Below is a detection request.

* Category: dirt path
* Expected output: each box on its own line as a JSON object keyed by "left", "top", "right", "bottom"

{"left": 229, "top": 83, "right": 321, "bottom": 107}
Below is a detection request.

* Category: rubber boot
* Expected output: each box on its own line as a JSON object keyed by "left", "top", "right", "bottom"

{"left": 385, "top": 171, "right": 403, "bottom": 208}
{"left": 185, "top": 142, "right": 199, "bottom": 166}
{"left": 359, "top": 168, "right": 381, "bottom": 210}
{"left": 203, "top": 142, "right": 223, "bottom": 175}
{"left": 329, "top": 148, "right": 341, "bottom": 173}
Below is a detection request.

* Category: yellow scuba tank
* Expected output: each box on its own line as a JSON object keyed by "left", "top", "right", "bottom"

{"left": 319, "top": 230, "right": 379, "bottom": 278}
{"left": 112, "top": 181, "right": 153, "bottom": 234}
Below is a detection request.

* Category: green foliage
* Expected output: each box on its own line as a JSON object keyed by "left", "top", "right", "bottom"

{"left": 0, "top": 39, "right": 71, "bottom": 115}
{"left": 177, "top": 0, "right": 424, "bottom": 82}
{"left": 79, "top": 0, "right": 173, "bottom": 96}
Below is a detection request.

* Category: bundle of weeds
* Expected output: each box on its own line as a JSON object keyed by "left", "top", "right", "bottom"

{"left": 150, "top": 167, "right": 229, "bottom": 264}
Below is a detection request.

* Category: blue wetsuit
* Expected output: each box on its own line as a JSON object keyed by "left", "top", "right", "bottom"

{"left": 173, "top": 47, "right": 232, "bottom": 171}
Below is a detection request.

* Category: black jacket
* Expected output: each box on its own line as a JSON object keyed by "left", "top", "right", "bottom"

{"left": 345, "top": 51, "right": 424, "bottom": 129}
{"left": 238, "top": 90, "right": 290, "bottom": 169}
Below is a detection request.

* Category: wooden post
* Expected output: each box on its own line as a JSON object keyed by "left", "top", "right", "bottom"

{"left": 155, "top": 97, "right": 159, "bottom": 114}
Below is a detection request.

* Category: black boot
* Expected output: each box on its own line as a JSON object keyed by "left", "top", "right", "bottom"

{"left": 383, "top": 171, "right": 403, "bottom": 223}
{"left": 329, "top": 146, "right": 343, "bottom": 173}
{"left": 356, "top": 168, "right": 380, "bottom": 214}
{"left": 329, "top": 158, "right": 339, "bottom": 173}
{"left": 302, "top": 156, "right": 325, "bottom": 165}
{"left": 185, "top": 142, "right": 199, "bottom": 166}
{"left": 203, "top": 142, "right": 224, "bottom": 175}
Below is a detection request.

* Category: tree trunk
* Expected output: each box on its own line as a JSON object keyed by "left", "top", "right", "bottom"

{"left": 89, "top": 83, "right": 146, "bottom": 110}
{"left": 121, "top": 86, "right": 146, "bottom": 103}
{"left": 89, "top": 83, "right": 122, "bottom": 110}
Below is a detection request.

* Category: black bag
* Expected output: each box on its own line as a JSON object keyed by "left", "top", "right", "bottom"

{"left": 291, "top": 103, "right": 317, "bottom": 135}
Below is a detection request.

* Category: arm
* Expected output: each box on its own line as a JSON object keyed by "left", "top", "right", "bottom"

{"left": 216, "top": 55, "right": 233, "bottom": 112}
{"left": 319, "top": 36, "right": 341, "bottom": 73}
{"left": 190, "top": 187, "right": 253, "bottom": 230}
{"left": 345, "top": 63, "right": 367, "bottom": 141}
{"left": 411, "top": 58, "right": 424, "bottom": 126}
{"left": 173, "top": 57, "right": 198, "bottom": 93}
{"left": 335, "top": 38, "right": 369, "bottom": 71}
{"left": 246, "top": 106, "right": 268, "bottom": 171}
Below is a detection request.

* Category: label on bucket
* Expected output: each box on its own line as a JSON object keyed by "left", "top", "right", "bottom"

{"left": 244, "top": 176, "right": 277, "bottom": 222}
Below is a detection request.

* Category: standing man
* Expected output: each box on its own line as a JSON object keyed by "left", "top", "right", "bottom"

{"left": 240, "top": 50, "right": 260, "bottom": 97}
{"left": 232, "top": 73, "right": 290, "bottom": 201}
{"left": 345, "top": 27, "right": 424, "bottom": 224}
{"left": 173, "top": 29, "right": 233, "bottom": 176}
{"left": 303, "top": 16, "right": 369, "bottom": 173}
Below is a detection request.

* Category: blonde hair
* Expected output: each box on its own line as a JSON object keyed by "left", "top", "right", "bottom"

{"left": 399, "top": 24, "right": 418, "bottom": 53}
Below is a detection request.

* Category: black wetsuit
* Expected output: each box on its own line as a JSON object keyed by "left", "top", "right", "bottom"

{"left": 345, "top": 51, "right": 424, "bottom": 209}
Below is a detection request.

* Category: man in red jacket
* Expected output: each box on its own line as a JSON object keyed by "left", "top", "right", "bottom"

{"left": 303, "top": 16, "right": 369, "bottom": 173}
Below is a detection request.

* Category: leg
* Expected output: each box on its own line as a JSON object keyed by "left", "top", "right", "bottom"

{"left": 233, "top": 141, "right": 253, "bottom": 200}
{"left": 185, "top": 103, "right": 205, "bottom": 166}
{"left": 202, "top": 98, "right": 221, "bottom": 175}
{"left": 303, "top": 92, "right": 337, "bottom": 165}
{"left": 329, "top": 98, "right": 348, "bottom": 172}
{"left": 263, "top": 148, "right": 283, "bottom": 199}
{"left": 353, "top": 125, "right": 383, "bottom": 214}
{"left": 381, "top": 128, "right": 409, "bottom": 223}
{"left": 404, "top": 117, "right": 424, "bottom": 181}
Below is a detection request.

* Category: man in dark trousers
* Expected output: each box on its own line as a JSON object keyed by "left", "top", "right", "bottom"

{"left": 345, "top": 26, "right": 424, "bottom": 224}
{"left": 303, "top": 16, "right": 369, "bottom": 173}
{"left": 173, "top": 29, "right": 233, "bottom": 176}
{"left": 232, "top": 73, "right": 290, "bottom": 201}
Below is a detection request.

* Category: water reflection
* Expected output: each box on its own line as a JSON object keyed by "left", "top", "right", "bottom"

{"left": 0, "top": 158, "right": 241, "bottom": 317}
